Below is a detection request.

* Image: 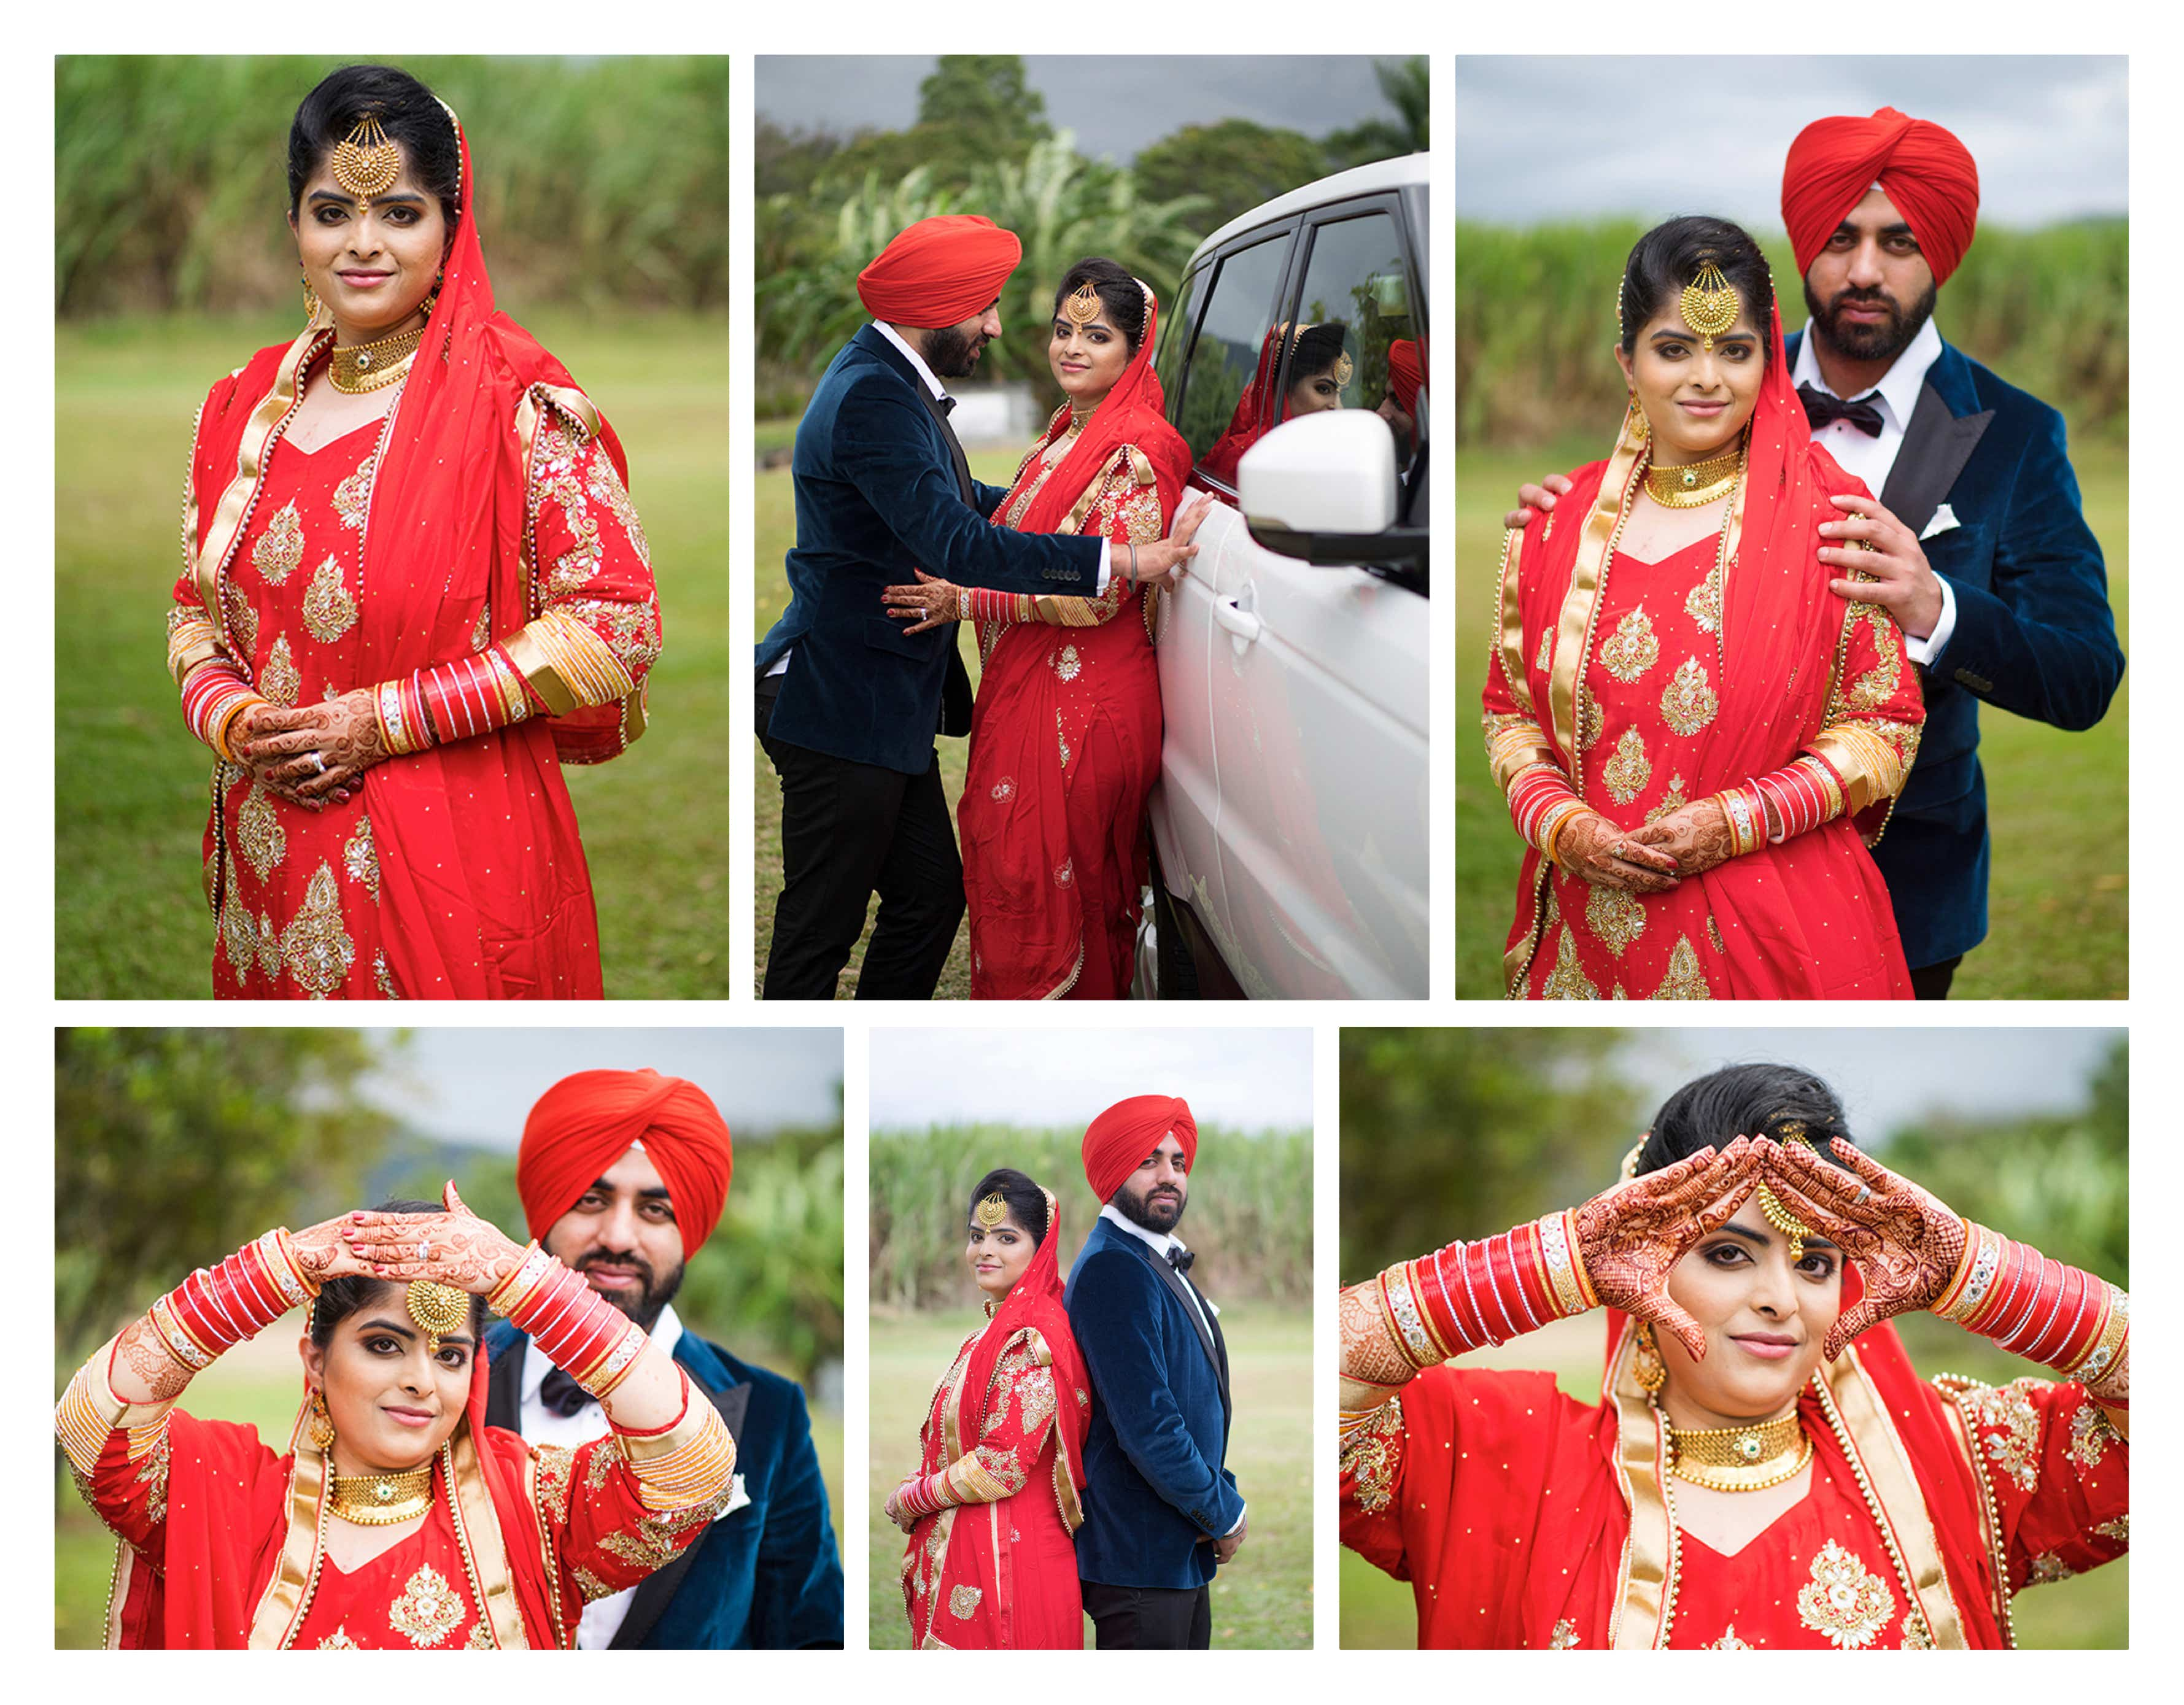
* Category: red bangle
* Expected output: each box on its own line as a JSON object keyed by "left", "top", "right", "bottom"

{"left": 2018, "top": 1264, "right": 2086, "bottom": 1366}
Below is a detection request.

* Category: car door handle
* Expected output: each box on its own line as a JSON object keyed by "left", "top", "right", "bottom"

{"left": 1212, "top": 597, "right": 1262, "bottom": 646}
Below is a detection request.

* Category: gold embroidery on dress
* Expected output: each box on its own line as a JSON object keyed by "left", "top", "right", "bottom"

{"left": 972, "top": 1442, "right": 1029, "bottom": 1496}
{"left": 1578, "top": 689, "right": 1603, "bottom": 752}
{"left": 534, "top": 420, "right": 606, "bottom": 598}
{"left": 280, "top": 862, "right": 355, "bottom": 998}
{"left": 387, "top": 1562, "right": 467, "bottom": 1647}
{"left": 257, "top": 910, "right": 282, "bottom": 980}
{"left": 1547, "top": 1617, "right": 1579, "bottom": 1649}
{"left": 1341, "top": 1397, "right": 1403, "bottom": 1514}
{"left": 950, "top": 1584, "right": 983, "bottom": 1618}
{"left": 1585, "top": 883, "right": 1646, "bottom": 957}
{"left": 135, "top": 1431, "right": 170, "bottom": 1525}
{"left": 1685, "top": 563, "right": 1722, "bottom": 633}
{"left": 463, "top": 1620, "right": 494, "bottom": 1649}
{"left": 1706, "top": 915, "right": 1725, "bottom": 955}
{"left": 1016, "top": 1366, "right": 1058, "bottom": 1439}
{"left": 373, "top": 951, "right": 397, "bottom": 999}
{"left": 1646, "top": 771, "right": 1689, "bottom": 823}
{"left": 560, "top": 595, "right": 663, "bottom": 674}
{"left": 317, "top": 1625, "right": 360, "bottom": 1649}
{"left": 586, "top": 453, "right": 652, "bottom": 568}
{"left": 259, "top": 634, "right": 301, "bottom": 706}
{"left": 343, "top": 815, "right": 380, "bottom": 900}
{"left": 223, "top": 579, "right": 260, "bottom": 657}
{"left": 1601, "top": 726, "right": 1651, "bottom": 805}
{"left": 1900, "top": 1612, "right": 1934, "bottom": 1649}
{"left": 1598, "top": 605, "right": 1660, "bottom": 682}
{"left": 301, "top": 555, "right": 358, "bottom": 643}
{"left": 221, "top": 856, "right": 257, "bottom": 980}
{"left": 1660, "top": 656, "right": 1719, "bottom": 736}
{"left": 1057, "top": 714, "right": 1071, "bottom": 770}
{"left": 2093, "top": 1515, "right": 2128, "bottom": 1544}
{"left": 1535, "top": 624, "right": 1552, "bottom": 675}
{"left": 574, "top": 1565, "right": 617, "bottom": 1603}
{"left": 236, "top": 784, "right": 287, "bottom": 880}
{"left": 252, "top": 500, "right": 305, "bottom": 584}
{"left": 2067, "top": 1400, "right": 2119, "bottom": 1468}
{"left": 1651, "top": 934, "right": 1711, "bottom": 1000}
{"left": 1846, "top": 608, "right": 1903, "bottom": 709}
{"left": 1541, "top": 924, "right": 1600, "bottom": 1000}
{"left": 1704, "top": 1623, "right": 1756, "bottom": 1649}
{"left": 533, "top": 1444, "right": 576, "bottom": 1526}
{"left": 470, "top": 602, "right": 491, "bottom": 651}
{"left": 1963, "top": 1377, "right": 2046, "bottom": 1491}
{"left": 1795, "top": 1539, "right": 1893, "bottom": 1649}
{"left": 332, "top": 456, "right": 376, "bottom": 530}
{"left": 1054, "top": 643, "right": 1082, "bottom": 682}
{"left": 2027, "top": 1552, "right": 2076, "bottom": 1585}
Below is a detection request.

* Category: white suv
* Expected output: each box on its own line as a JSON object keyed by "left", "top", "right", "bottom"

{"left": 1137, "top": 155, "right": 1430, "bottom": 999}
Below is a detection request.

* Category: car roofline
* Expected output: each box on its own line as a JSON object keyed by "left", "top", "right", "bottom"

{"left": 1185, "top": 153, "right": 1428, "bottom": 269}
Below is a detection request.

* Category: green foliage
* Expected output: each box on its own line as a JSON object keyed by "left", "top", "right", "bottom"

{"left": 1134, "top": 119, "right": 1332, "bottom": 238}
{"left": 1324, "top": 56, "right": 1431, "bottom": 168}
{"left": 56, "top": 56, "right": 731, "bottom": 317}
{"left": 919, "top": 55, "right": 1052, "bottom": 144}
{"left": 53, "top": 1027, "right": 401, "bottom": 1358}
{"left": 871, "top": 1125, "right": 1311, "bottom": 1312}
{"left": 56, "top": 311, "right": 734, "bottom": 998}
{"left": 1454, "top": 215, "right": 2128, "bottom": 449}
{"left": 1454, "top": 440, "right": 2128, "bottom": 1000}
{"left": 870, "top": 1307, "right": 1309, "bottom": 1647}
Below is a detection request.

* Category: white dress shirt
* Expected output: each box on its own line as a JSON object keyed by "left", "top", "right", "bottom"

{"left": 1094, "top": 1202, "right": 1244, "bottom": 1535}
{"left": 765, "top": 323, "right": 1109, "bottom": 680}
{"left": 517, "top": 1304, "right": 686, "bottom": 1649}
{"left": 1791, "top": 314, "right": 1956, "bottom": 662}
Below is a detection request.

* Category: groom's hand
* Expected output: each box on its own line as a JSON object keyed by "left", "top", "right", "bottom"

{"left": 1214, "top": 1513, "right": 1247, "bottom": 1564}
{"left": 1130, "top": 493, "right": 1214, "bottom": 589}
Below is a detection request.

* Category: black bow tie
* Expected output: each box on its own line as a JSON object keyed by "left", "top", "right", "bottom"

{"left": 935, "top": 393, "right": 956, "bottom": 416}
{"left": 1165, "top": 1247, "right": 1195, "bottom": 1275}
{"left": 540, "top": 1367, "right": 594, "bottom": 1418}
{"left": 1798, "top": 383, "right": 1885, "bottom": 438}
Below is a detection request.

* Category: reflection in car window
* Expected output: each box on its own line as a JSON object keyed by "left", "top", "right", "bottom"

{"left": 1168, "top": 233, "right": 1290, "bottom": 488}
{"left": 1289, "top": 212, "right": 1420, "bottom": 479}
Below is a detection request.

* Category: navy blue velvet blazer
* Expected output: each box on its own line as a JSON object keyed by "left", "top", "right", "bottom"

{"left": 485, "top": 1320, "right": 843, "bottom": 1649}
{"left": 755, "top": 325, "right": 1104, "bottom": 775}
{"left": 1787, "top": 330, "right": 2124, "bottom": 968}
{"left": 1064, "top": 1215, "right": 1244, "bottom": 1590}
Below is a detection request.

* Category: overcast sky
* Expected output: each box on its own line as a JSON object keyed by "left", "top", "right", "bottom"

{"left": 357, "top": 1029, "right": 841, "bottom": 1148}
{"left": 1608, "top": 1027, "right": 2121, "bottom": 1146}
{"left": 870, "top": 1028, "right": 1313, "bottom": 1132}
{"left": 1455, "top": 56, "right": 2126, "bottom": 226}
{"left": 759, "top": 56, "right": 1406, "bottom": 163}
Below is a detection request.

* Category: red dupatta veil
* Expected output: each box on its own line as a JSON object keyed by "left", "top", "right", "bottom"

{"left": 959, "top": 285, "right": 1191, "bottom": 999}
{"left": 111, "top": 1320, "right": 558, "bottom": 1648}
{"left": 1497, "top": 300, "right": 1912, "bottom": 997}
{"left": 185, "top": 104, "right": 634, "bottom": 998}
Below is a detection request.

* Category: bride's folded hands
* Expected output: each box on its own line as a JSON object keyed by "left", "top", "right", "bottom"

{"left": 1623, "top": 797, "right": 1737, "bottom": 877}
{"left": 1555, "top": 807, "right": 1682, "bottom": 893}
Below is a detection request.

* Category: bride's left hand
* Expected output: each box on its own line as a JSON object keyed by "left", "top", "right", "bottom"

{"left": 1624, "top": 798, "right": 1736, "bottom": 876}
{"left": 339, "top": 1180, "right": 528, "bottom": 1296}
{"left": 883, "top": 1479, "right": 917, "bottom": 1531}
{"left": 883, "top": 569, "right": 964, "bottom": 635}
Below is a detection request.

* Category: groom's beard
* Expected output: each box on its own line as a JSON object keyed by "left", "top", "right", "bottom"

{"left": 1805, "top": 276, "right": 1937, "bottom": 367}
{"left": 1112, "top": 1178, "right": 1187, "bottom": 1235}
{"left": 923, "top": 325, "right": 989, "bottom": 379}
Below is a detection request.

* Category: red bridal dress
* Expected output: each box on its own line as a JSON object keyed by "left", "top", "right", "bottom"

{"left": 1484, "top": 303, "right": 1925, "bottom": 1000}
{"left": 897, "top": 1190, "right": 1092, "bottom": 1647}
{"left": 168, "top": 110, "right": 659, "bottom": 1000}
{"left": 1341, "top": 1312, "right": 2128, "bottom": 1649}
{"left": 956, "top": 285, "right": 1191, "bottom": 999}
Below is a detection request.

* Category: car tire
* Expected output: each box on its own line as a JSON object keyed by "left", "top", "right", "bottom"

{"left": 1150, "top": 868, "right": 1201, "bottom": 1000}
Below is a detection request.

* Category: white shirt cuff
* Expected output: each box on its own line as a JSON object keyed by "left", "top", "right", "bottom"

{"left": 1903, "top": 574, "right": 1957, "bottom": 666}
{"left": 1225, "top": 1506, "right": 1247, "bottom": 1536}
{"left": 1094, "top": 539, "right": 1110, "bottom": 594}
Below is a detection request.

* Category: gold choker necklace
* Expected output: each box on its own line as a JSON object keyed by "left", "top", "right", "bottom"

{"left": 1667, "top": 1408, "right": 1810, "bottom": 1492}
{"left": 327, "top": 1462, "right": 435, "bottom": 1525}
{"left": 330, "top": 325, "right": 424, "bottom": 395}
{"left": 1644, "top": 443, "right": 1743, "bottom": 508}
{"left": 1068, "top": 403, "right": 1096, "bottom": 431}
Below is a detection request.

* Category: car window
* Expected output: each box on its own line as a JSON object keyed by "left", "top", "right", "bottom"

{"left": 1168, "top": 231, "right": 1291, "bottom": 489}
{"left": 1282, "top": 210, "right": 1421, "bottom": 481}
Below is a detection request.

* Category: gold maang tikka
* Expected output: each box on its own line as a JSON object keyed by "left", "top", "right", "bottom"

{"left": 1333, "top": 350, "right": 1355, "bottom": 387}
{"left": 406, "top": 1278, "right": 468, "bottom": 1356}
{"left": 331, "top": 112, "right": 401, "bottom": 204}
{"left": 1063, "top": 280, "right": 1102, "bottom": 327}
{"left": 1678, "top": 260, "right": 1740, "bottom": 353}
{"left": 1754, "top": 1124, "right": 1817, "bottom": 1262}
{"left": 974, "top": 1193, "right": 1010, "bottom": 1229}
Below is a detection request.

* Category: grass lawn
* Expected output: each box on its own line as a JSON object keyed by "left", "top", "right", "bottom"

{"left": 56, "top": 311, "right": 732, "bottom": 999}
{"left": 1454, "top": 438, "right": 2128, "bottom": 1000}
{"left": 751, "top": 447, "right": 1023, "bottom": 998}
{"left": 53, "top": 1318, "right": 845, "bottom": 1647}
{"left": 1339, "top": 1313, "right": 2127, "bottom": 1648}
{"left": 869, "top": 1303, "right": 1311, "bottom": 1648}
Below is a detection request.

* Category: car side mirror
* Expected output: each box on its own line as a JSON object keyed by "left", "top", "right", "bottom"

{"left": 1238, "top": 410, "right": 1425, "bottom": 574}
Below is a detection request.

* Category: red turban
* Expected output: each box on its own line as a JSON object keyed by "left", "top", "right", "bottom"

{"left": 857, "top": 214, "right": 1022, "bottom": 328}
{"left": 1385, "top": 339, "right": 1423, "bottom": 417}
{"left": 1782, "top": 106, "right": 1980, "bottom": 285}
{"left": 1082, "top": 1094, "right": 1198, "bottom": 1203}
{"left": 518, "top": 1069, "right": 732, "bottom": 1259}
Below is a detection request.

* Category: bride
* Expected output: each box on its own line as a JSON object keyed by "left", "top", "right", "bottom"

{"left": 886, "top": 258, "right": 1204, "bottom": 1000}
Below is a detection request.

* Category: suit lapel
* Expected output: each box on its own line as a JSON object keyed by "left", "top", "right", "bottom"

{"left": 485, "top": 1332, "right": 524, "bottom": 1431}
{"left": 609, "top": 1347, "right": 750, "bottom": 1650}
{"left": 922, "top": 389, "right": 975, "bottom": 502}
{"left": 1145, "top": 1240, "right": 1231, "bottom": 1421}
{"left": 1878, "top": 351, "right": 1992, "bottom": 537}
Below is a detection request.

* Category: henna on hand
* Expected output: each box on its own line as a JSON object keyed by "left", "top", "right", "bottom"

{"left": 1571, "top": 1137, "right": 1759, "bottom": 1358}
{"left": 290, "top": 1216, "right": 378, "bottom": 1286}
{"left": 240, "top": 689, "right": 385, "bottom": 797}
{"left": 1625, "top": 798, "right": 1737, "bottom": 876}
{"left": 1762, "top": 1138, "right": 1965, "bottom": 1359}
{"left": 1556, "top": 810, "right": 1681, "bottom": 894}
{"left": 117, "top": 1317, "right": 194, "bottom": 1401}
{"left": 1339, "top": 1280, "right": 1417, "bottom": 1388}
{"left": 881, "top": 570, "right": 962, "bottom": 636}
{"left": 341, "top": 1180, "right": 525, "bottom": 1295}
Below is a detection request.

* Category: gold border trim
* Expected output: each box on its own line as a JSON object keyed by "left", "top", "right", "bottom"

{"left": 448, "top": 1423, "right": 529, "bottom": 1649}
{"left": 193, "top": 327, "right": 327, "bottom": 629}
{"left": 1547, "top": 419, "right": 1647, "bottom": 763}
{"left": 1605, "top": 1318, "right": 1673, "bottom": 1648}
{"left": 244, "top": 1402, "right": 328, "bottom": 1647}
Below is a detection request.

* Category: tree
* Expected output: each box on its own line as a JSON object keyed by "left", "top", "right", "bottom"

{"left": 1135, "top": 119, "right": 1331, "bottom": 236}
{"left": 1324, "top": 55, "right": 1430, "bottom": 169}
{"left": 917, "top": 55, "right": 1051, "bottom": 149}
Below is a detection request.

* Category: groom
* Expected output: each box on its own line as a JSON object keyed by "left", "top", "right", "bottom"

{"left": 756, "top": 215, "right": 1203, "bottom": 1000}
{"left": 1066, "top": 1096, "right": 1245, "bottom": 1649}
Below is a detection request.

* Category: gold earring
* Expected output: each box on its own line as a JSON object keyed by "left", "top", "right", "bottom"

{"left": 1625, "top": 393, "right": 1650, "bottom": 444}
{"left": 307, "top": 1388, "right": 336, "bottom": 1450}
{"left": 301, "top": 275, "right": 323, "bottom": 327}
{"left": 1633, "top": 1321, "right": 1667, "bottom": 1394}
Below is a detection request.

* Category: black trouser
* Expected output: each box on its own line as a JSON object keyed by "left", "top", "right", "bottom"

{"left": 1909, "top": 954, "right": 1964, "bottom": 1001}
{"left": 1082, "top": 1581, "right": 1212, "bottom": 1650}
{"left": 756, "top": 674, "right": 964, "bottom": 1000}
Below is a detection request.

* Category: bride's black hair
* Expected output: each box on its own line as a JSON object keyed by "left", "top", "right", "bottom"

{"left": 1054, "top": 257, "right": 1149, "bottom": 352}
{"left": 1617, "top": 215, "right": 1775, "bottom": 363}
{"left": 289, "top": 64, "right": 462, "bottom": 232}
{"left": 966, "top": 1169, "right": 1050, "bottom": 1247}
{"left": 309, "top": 1198, "right": 489, "bottom": 1348}
{"left": 1291, "top": 320, "right": 1352, "bottom": 382}
{"left": 1632, "top": 1064, "right": 1857, "bottom": 1177}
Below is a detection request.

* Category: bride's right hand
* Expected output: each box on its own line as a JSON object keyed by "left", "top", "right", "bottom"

{"left": 1572, "top": 1137, "right": 1759, "bottom": 1358}
{"left": 1555, "top": 809, "right": 1681, "bottom": 893}
{"left": 289, "top": 1215, "right": 385, "bottom": 1288}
